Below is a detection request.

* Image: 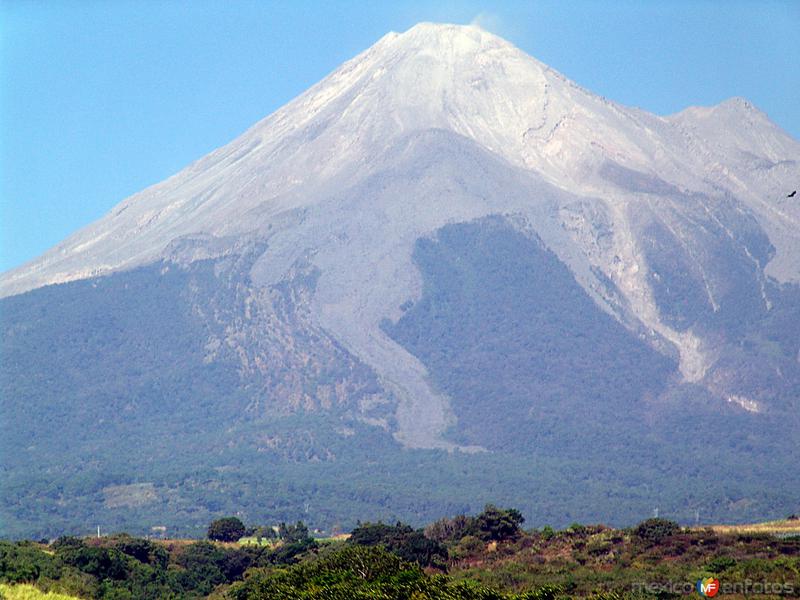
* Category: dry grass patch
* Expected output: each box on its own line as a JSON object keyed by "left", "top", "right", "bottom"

{"left": 0, "top": 583, "right": 84, "bottom": 600}
{"left": 701, "top": 518, "right": 800, "bottom": 536}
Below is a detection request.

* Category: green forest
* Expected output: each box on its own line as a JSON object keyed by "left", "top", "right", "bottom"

{"left": 2, "top": 218, "right": 799, "bottom": 539}
{"left": 1, "top": 508, "right": 798, "bottom": 599}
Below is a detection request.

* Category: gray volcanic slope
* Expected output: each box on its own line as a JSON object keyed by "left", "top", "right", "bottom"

{"left": 2, "top": 23, "right": 800, "bottom": 534}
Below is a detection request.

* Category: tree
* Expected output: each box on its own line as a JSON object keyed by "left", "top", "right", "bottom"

{"left": 471, "top": 504, "right": 525, "bottom": 541}
{"left": 349, "top": 521, "right": 447, "bottom": 568}
{"left": 254, "top": 526, "right": 277, "bottom": 545}
{"left": 349, "top": 521, "right": 405, "bottom": 546}
{"left": 208, "top": 516, "right": 247, "bottom": 542}
{"left": 278, "top": 520, "right": 310, "bottom": 544}
{"left": 424, "top": 514, "right": 471, "bottom": 543}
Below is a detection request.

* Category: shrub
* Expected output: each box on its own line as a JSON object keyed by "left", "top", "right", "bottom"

{"left": 568, "top": 523, "right": 586, "bottom": 534}
{"left": 633, "top": 518, "right": 680, "bottom": 543}
{"left": 518, "top": 585, "right": 562, "bottom": 600}
{"left": 586, "top": 539, "right": 613, "bottom": 556}
{"left": 451, "top": 535, "right": 483, "bottom": 560}
{"left": 706, "top": 556, "right": 737, "bottom": 573}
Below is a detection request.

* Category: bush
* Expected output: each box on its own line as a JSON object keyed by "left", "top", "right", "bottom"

{"left": 451, "top": 535, "right": 484, "bottom": 560}
{"left": 633, "top": 518, "right": 680, "bottom": 543}
{"left": 207, "top": 517, "right": 246, "bottom": 542}
{"left": 567, "top": 523, "right": 587, "bottom": 535}
{"left": 586, "top": 539, "right": 613, "bottom": 556}
{"left": 706, "top": 556, "right": 737, "bottom": 573}
{"left": 518, "top": 585, "right": 562, "bottom": 600}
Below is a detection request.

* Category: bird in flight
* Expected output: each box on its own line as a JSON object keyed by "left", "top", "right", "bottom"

{"left": 788, "top": 190, "right": 797, "bottom": 198}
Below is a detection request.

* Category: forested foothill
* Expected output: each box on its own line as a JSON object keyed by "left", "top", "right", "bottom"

{"left": 3, "top": 219, "right": 800, "bottom": 541}
{"left": 1, "top": 508, "right": 798, "bottom": 599}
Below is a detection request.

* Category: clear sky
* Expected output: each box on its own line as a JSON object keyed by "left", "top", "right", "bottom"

{"left": 2, "top": 0, "right": 798, "bottom": 273}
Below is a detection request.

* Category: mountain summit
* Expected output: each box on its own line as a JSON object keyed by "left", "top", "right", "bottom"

{"left": 2, "top": 24, "right": 800, "bottom": 537}
{"left": 3, "top": 23, "right": 798, "bottom": 293}
{"left": 1, "top": 23, "right": 562, "bottom": 294}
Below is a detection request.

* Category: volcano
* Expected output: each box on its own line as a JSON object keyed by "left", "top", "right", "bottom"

{"left": 2, "top": 24, "right": 799, "bottom": 538}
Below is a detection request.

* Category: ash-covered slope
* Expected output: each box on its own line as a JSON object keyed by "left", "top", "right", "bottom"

{"left": 4, "top": 24, "right": 798, "bottom": 430}
{"left": 2, "top": 23, "right": 800, "bottom": 536}
{"left": 5, "top": 23, "right": 798, "bottom": 293}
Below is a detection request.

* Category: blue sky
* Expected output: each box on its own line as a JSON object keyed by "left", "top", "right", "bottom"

{"left": 2, "top": 0, "right": 798, "bottom": 272}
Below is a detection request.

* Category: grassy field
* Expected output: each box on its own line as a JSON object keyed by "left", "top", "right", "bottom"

{"left": 237, "top": 532, "right": 351, "bottom": 546}
{"left": 0, "top": 584, "right": 83, "bottom": 600}
{"left": 237, "top": 536, "right": 279, "bottom": 547}
{"left": 700, "top": 518, "right": 800, "bottom": 536}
